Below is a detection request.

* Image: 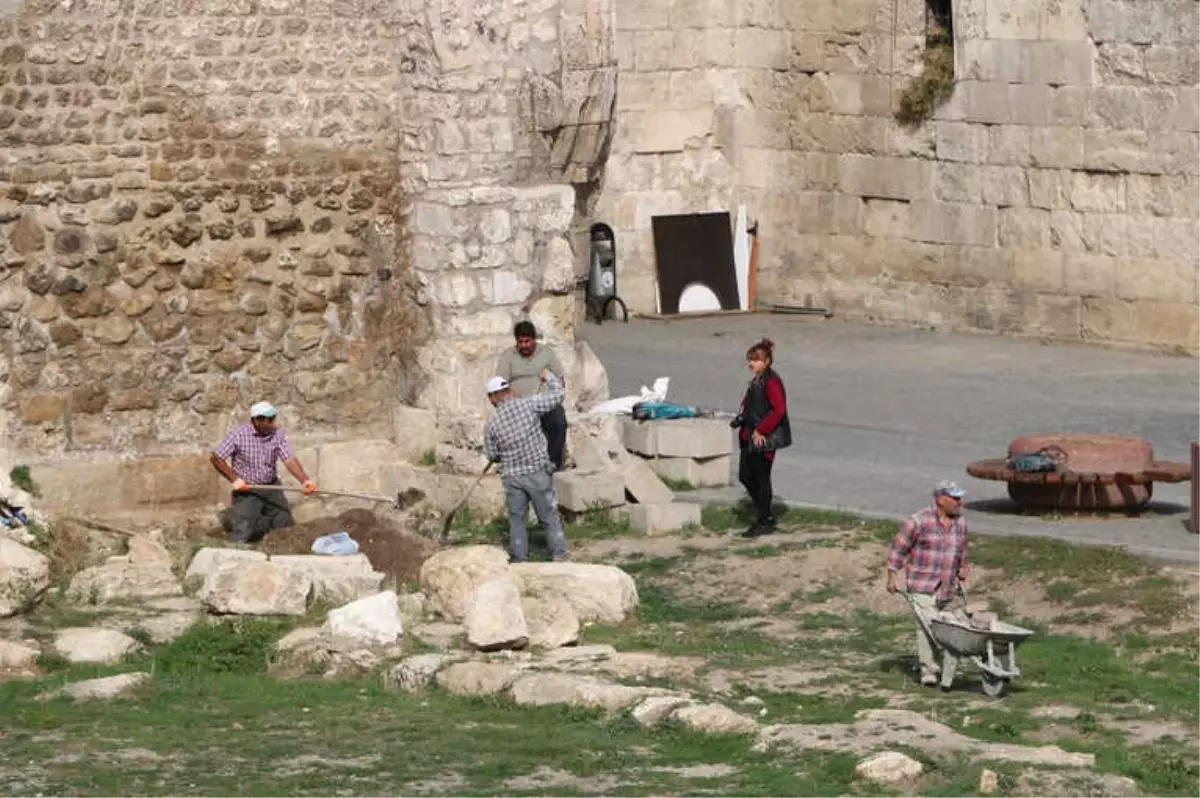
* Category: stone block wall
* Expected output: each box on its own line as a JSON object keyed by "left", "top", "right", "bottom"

{"left": 765, "top": 0, "right": 1199, "bottom": 351}
{"left": 596, "top": 0, "right": 1198, "bottom": 352}
{"left": 0, "top": 0, "right": 619, "bottom": 506}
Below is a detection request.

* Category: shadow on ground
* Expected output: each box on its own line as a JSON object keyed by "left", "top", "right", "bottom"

{"left": 964, "top": 497, "right": 1188, "bottom": 520}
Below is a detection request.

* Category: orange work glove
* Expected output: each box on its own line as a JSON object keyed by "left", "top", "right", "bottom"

{"left": 231, "top": 478, "right": 248, "bottom": 493}
{"left": 302, "top": 480, "right": 317, "bottom": 497}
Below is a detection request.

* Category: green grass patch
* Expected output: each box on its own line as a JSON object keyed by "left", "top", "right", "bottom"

{"left": 701, "top": 502, "right": 897, "bottom": 541}
{"left": 9, "top": 463, "right": 40, "bottom": 496}
{"left": 659, "top": 476, "right": 697, "bottom": 492}
{"left": 4, "top": 673, "right": 880, "bottom": 796}
{"left": 971, "top": 536, "right": 1191, "bottom": 625}
{"left": 450, "top": 503, "right": 635, "bottom": 549}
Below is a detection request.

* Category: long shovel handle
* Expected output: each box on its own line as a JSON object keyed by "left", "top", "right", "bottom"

{"left": 438, "top": 461, "right": 494, "bottom": 542}
{"left": 244, "top": 484, "right": 396, "bottom": 505}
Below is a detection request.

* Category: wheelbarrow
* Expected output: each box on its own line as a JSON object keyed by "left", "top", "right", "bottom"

{"left": 901, "top": 589, "right": 1034, "bottom": 697}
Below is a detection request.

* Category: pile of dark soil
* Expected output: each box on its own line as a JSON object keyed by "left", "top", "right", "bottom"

{"left": 257, "top": 508, "right": 440, "bottom": 585}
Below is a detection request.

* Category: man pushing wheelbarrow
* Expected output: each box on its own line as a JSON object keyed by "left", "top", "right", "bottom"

{"left": 886, "top": 480, "right": 1032, "bottom": 697}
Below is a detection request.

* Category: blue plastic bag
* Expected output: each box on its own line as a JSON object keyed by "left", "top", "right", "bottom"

{"left": 311, "top": 531, "right": 359, "bottom": 556}
{"left": 631, "top": 401, "right": 699, "bottom": 421}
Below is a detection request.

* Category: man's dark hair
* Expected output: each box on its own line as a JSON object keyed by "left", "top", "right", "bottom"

{"left": 513, "top": 320, "right": 537, "bottom": 339}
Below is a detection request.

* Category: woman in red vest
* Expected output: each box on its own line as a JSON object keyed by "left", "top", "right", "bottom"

{"left": 732, "top": 338, "right": 792, "bottom": 538}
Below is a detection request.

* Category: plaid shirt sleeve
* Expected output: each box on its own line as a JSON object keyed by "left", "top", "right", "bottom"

{"left": 484, "top": 420, "right": 499, "bottom": 463}
{"left": 275, "top": 429, "right": 294, "bottom": 462}
{"left": 887, "top": 516, "right": 918, "bottom": 572}
{"left": 527, "top": 373, "right": 564, "bottom": 414}
{"left": 955, "top": 521, "right": 969, "bottom": 575}
{"left": 214, "top": 427, "right": 240, "bottom": 460}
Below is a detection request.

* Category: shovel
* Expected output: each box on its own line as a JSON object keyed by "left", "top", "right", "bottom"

{"left": 244, "top": 484, "right": 408, "bottom": 509}
{"left": 438, "top": 461, "right": 494, "bottom": 544}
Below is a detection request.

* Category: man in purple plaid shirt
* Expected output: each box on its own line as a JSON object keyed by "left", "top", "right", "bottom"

{"left": 210, "top": 401, "right": 317, "bottom": 544}
{"left": 886, "top": 480, "right": 971, "bottom": 686}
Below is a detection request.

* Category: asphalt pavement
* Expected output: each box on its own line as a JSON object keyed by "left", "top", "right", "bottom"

{"left": 581, "top": 315, "right": 1200, "bottom": 565}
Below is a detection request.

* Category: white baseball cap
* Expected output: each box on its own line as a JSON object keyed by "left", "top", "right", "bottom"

{"left": 485, "top": 376, "right": 510, "bottom": 395}
{"left": 249, "top": 401, "right": 278, "bottom": 419}
{"left": 934, "top": 480, "right": 966, "bottom": 498}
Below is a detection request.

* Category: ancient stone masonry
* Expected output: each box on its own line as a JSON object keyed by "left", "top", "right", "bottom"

{"left": 0, "top": 0, "right": 618, "bottom": 499}
{"left": 595, "top": 0, "right": 1199, "bottom": 352}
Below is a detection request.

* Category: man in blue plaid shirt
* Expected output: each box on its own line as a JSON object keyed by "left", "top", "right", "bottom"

{"left": 483, "top": 368, "right": 569, "bottom": 562}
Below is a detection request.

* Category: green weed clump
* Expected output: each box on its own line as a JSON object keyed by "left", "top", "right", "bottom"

{"left": 153, "top": 618, "right": 292, "bottom": 676}
{"left": 9, "top": 464, "right": 39, "bottom": 496}
{"left": 895, "top": 26, "right": 955, "bottom": 127}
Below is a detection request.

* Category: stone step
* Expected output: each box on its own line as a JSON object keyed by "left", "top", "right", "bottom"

{"left": 644, "top": 453, "right": 733, "bottom": 487}
{"left": 621, "top": 417, "right": 732, "bottom": 459}
{"left": 554, "top": 471, "right": 625, "bottom": 512}
{"left": 628, "top": 502, "right": 702, "bottom": 535}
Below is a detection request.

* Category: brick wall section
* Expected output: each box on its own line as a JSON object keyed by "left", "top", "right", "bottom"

{"left": 0, "top": 0, "right": 618, "bottom": 466}
{"left": 0, "top": 0, "right": 435, "bottom": 460}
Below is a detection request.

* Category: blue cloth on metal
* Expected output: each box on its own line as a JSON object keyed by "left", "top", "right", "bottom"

{"left": 631, "top": 401, "right": 699, "bottom": 421}
{"left": 1009, "top": 452, "right": 1061, "bottom": 473}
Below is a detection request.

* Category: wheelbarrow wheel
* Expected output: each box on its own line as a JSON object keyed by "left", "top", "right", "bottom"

{"left": 981, "top": 672, "right": 1008, "bottom": 698}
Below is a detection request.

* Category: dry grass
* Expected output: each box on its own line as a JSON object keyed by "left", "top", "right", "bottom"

{"left": 895, "top": 26, "right": 956, "bottom": 127}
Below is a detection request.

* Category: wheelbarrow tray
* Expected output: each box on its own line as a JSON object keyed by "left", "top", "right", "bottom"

{"left": 929, "top": 616, "right": 1034, "bottom": 658}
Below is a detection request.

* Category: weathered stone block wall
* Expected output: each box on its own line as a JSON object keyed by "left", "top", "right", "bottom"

{"left": 597, "top": 0, "right": 1199, "bottom": 352}
{"left": 764, "top": 0, "right": 1200, "bottom": 351}
{"left": 590, "top": 0, "right": 753, "bottom": 312}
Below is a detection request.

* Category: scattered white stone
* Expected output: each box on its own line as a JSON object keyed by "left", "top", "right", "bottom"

{"left": 538, "top": 644, "right": 616, "bottom": 665}
{"left": 276, "top": 627, "right": 325, "bottom": 653}
{"left": 509, "top": 672, "right": 676, "bottom": 712}
{"left": 134, "top": 612, "right": 199, "bottom": 644}
{"left": 631, "top": 696, "right": 695, "bottom": 727}
{"left": 47, "top": 672, "right": 151, "bottom": 701}
{"left": 397, "top": 591, "right": 427, "bottom": 625}
{"left": 387, "top": 653, "right": 460, "bottom": 692}
{"left": 855, "top": 751, "right": 924, "bottom": 784}
{"left": 419, "top": 545, "right": 511, "bottom": 622}
{"left": 0, "top": 638, "right": 39, "bottom": 669}
{"left": 436, "top": 661, "right": 521, "bottom": 696}
{"left": 0, "top": 538, "right": 51, "bottom": 617}
{"left": 53, "top": 628, "right": 141, "bottom": 664}
{"left": 323, "top": 591, "right": 402, "bottom": 648}
{"left": 672, "top": 702, "right": 760, "bottom": 735}
{"left": 270, "top": 554, "right": 385, "bottom": 604}
{"left": 411, "top": 622, "right": 465, "bottom": 650}
{"left": 522, "top": 596, "right": 580, "bottom": 649}
{"left": 465, "top": 579, "right": 529, "bottom": 652}
{"left": 67, "top": 541, "right": 182, "bottom": 604}
{"left": 510, "top": 562, "right": 638, "bottom": 623}
{"left": 200, "top": 561, "right": 312, "bottom": 616}
{"left": 756, "top": 709, "right": 1095, "bottom": 768}
{"left": 184, "top": 548, "right": 267, "bottom": 584}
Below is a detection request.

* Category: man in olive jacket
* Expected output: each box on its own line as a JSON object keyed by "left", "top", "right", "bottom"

{"left": 494, "top": 320, "right": 569, "bottom": 471}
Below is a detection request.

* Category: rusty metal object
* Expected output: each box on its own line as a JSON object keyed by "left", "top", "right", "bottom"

{"left": 1192, "top": 442, "right": 1199, "bottom": 534}
{"left": 967, "top": 434, "right": 1194, "bottom": 513}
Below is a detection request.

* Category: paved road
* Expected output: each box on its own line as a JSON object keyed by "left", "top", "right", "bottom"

{"left": 581, "top": 315, "right": 1200, "bottom": 565}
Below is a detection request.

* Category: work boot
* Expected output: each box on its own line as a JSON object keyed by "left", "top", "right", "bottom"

{"left": 741, "top": 522, "right": 773, "bottom": 539}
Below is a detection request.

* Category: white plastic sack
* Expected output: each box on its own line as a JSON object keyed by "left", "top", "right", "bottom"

{"left": 311, "top": 531, "right": 360, "bottom": 556}
{"left": 584, "top": 377, "right": 670, "bottom": 416}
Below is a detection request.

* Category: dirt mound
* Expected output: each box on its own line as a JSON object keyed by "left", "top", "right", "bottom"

{"left": 258, "top": 509, "right": 440, "bottom": 585}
